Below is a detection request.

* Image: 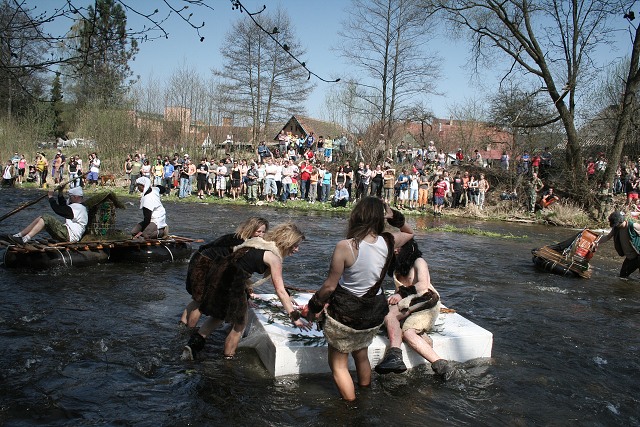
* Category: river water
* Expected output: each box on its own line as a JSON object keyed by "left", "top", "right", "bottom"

{"left": 0, "top": 189, "right": 638, "bottom": 426}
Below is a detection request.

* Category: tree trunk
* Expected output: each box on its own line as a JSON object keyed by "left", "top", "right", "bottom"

{"left": 604, "top": 24, "right": 640, "bottom": 187}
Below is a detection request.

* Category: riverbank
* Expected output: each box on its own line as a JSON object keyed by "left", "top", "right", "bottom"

{"left": 6, "top": 180, "right": 607, "bottom": 229}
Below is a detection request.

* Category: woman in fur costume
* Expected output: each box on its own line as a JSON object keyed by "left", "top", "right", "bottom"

{"left": 182, "top": 222, "right": 310, "bottom": 361}
{"left": 305, "top": 197, "right": 414, "bottom": 401}
{"left": 374, "top": 239, "right": 458, "bottom": 380}
{"left": 180, "top": 217, "right": 269, "bottom": 328}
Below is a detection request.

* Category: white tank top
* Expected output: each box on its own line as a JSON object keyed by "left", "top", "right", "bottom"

{"left": 338, "top": 235, "right": 388, "bottom": 297}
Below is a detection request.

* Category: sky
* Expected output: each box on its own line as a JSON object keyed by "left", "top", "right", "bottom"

{"left": 125, "top": 0, "right": 477, "bottom": 119}
{"left": 42, "top": 0, "right": 635, "bottom": 121}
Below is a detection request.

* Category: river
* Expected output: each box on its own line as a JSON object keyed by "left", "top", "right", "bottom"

{"left": 0, "top": 188, "right": 638, "bottom": 426}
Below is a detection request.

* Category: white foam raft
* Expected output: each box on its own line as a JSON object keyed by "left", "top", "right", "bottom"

{"left": 239, "top": 293, "right": 493, "bottom": 377}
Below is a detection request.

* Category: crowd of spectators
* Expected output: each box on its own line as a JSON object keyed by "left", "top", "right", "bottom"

{"left": 6, "top": 137, "right": 632, "bottom": 221}
{"left": 1, "top": 150, "right": 98, "bottom": 189}
{"left": 112, "top": 140, "right": 503, "bottom": 214}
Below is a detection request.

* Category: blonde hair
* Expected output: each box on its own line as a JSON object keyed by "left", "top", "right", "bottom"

{"left": 264, "top": 222, "right": 305, "bottom": 257}
{"left": 235, "top": 217, "right": 269, "bottom": 240}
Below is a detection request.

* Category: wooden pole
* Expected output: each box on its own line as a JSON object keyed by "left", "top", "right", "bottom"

{"left": 0, "top": 172, "right": 89, "bottom": 223}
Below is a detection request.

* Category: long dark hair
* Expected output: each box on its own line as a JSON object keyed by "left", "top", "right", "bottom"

{"left": 347, "top": 197, "right": 385, "bottom": 247}
{"left": 388, "top": 238, "right": 422, "bottom": 277}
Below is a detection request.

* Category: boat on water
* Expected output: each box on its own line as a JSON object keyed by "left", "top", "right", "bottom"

{"left": 239, "top": 293, "right": 493, "bottom": 377}
{"left": 0, "top": 235, "right": 197, "bottom": 269}
{"left": 531, "top": 229, "right": 601, "bottom": 278}
{"left": 0, "top": 191, "right": 199, "bottom": 269}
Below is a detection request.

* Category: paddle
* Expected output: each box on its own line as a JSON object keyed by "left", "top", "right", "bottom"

{"left": 0, "top": 172, "right": 89, "bottom": 223}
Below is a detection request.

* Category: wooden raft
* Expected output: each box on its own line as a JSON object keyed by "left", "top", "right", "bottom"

{"left": 0, "top": 235, "right": 202, "bottom": 253}
{"left": 531, "top": 245, "right": 592, "bottom": 279}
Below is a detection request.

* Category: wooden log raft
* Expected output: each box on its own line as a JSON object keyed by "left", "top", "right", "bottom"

{"left": 1, "top": 236, "right": 202, "bottom": 269}
{"left": 531, "top": 229, "right": 600, "bottom": 279}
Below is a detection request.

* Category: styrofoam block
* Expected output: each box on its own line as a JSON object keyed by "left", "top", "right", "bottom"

{"left": 239, "top": 293, "right": 493, "bottom": 377}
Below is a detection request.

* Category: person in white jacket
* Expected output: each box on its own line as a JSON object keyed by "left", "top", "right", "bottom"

{"left": 131, "top": 177, "right": 167, "bottom": 239}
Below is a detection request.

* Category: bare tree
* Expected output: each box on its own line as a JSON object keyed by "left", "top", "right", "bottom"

{"left": 214, "top": 8, "right": 314, "bottom": 142}
{"left": 130, "top": 72, "right": 165, "bottom": 116}
{"left": 447, "top": 97, "right": 487, "bottom": 155}
{"left": 338, "top": 0, "right": 441, "bottom": 146}
{"left": 164, "top": 63, "right": 209, "bottom": 146}
{"left": 321, "top": 78, "right": 374, "bottom": 134}
{"left": 0, "top": 1, "right": 332, "bottom": 106}
{"left": 0, "top": 0, "right": 48, "bottom": 117}
{"left": 403, "top": 102, "right": 435, "bottom": 148}
{"left": 487, "top": 83, "right": 559, "bottom": 154}
{"left": 435, "top": 0, "right": 628, "bottom": 188}
{"left": 603, "top": 14, "right": 640, "bottom": 185}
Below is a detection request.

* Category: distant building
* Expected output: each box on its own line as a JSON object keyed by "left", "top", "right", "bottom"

{"left": 402, "top": 118, "right": 513, "bottom": 166}
{"left": 274, "top": 116, "right": 348, "bottom": 142}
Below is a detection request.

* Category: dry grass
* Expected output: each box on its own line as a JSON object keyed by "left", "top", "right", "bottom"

{"left": 540, "top": 200, "right": 592, "bottom": 228}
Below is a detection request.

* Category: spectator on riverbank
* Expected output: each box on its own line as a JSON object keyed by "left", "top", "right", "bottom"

{"left": 478, "top": 173, "right": 490, "bottom": 210}
{"left": 87, "top": 152, "right": 100, "bottom": 187}
{"left": 36, "top": 153, "right": 48, "bottom": 188}
{"left": 331, "top": 182, "right": 349, "bottom": 207}
{"left": 321, "top": 165, "right": 332, "bottom": 203}
{"left": 383, "top": 167, "right": 396, "bottom": 204}
{"left": 129, "top": 155, "right": 142, "bottom": 194}
{"left": 163, "top": 159, "right": 174, "bottom": 190}
{"left": 596, "top": 181, "right": 614, "bottom": 221}
{"left": 16, "top": 154, "right": 26, "bottom": 185}
{"left": 2, "top": 160, "right": 15, "bottom": 187}
{"left": 417, "top": 171, "right": 430, "bottom": 210}
{"left": 539, "top": 187, "right": 560, "bottom": 209}
{"left": 528, "top": 172, "right": 544, "bottom": 214}
{"left": 500, "top": 151, "right": 509, "bottom": 171}
{"left": 626, "top": 175, "right": 639, "bottom": 209}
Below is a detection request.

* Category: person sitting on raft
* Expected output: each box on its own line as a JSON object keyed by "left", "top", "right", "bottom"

{"left": 304, "top": 197, "right": 414, "bottom": 401}
{"left": 180, "top": 216, "right": 269, "bottom": 328}
{"left": 9, "top": 186, "right": 87, "bottom": 244}
{"left": 375, "top": 238, "right": 458, "bottom": 380}
{"left": 132, "top": 176, "right": 168, "bottom": 239}
{"left": 181, "top": 222, "right": 311, "bottom": 361}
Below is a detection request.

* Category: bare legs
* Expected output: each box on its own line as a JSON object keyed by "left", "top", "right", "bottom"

{"left": 180, "top": 300, "right": 202, "bottom": 327}
{"left": 19, "top": 217, "right": 45, "bottom": 239}
{"left": 384, "top": 304, "right": 404, "bottom": 348}
{"left": 328, "top": 345, "right": 371, "bottom": 401}
{"left": 403, "top": 329, "right": 440, "bottom": 363}
{"left": 187, "top": 311, "right": 247, "bottom": 358}
{"left": 381, "top": 303, "right": 443, "bottom": 364}
{"left": 223, "top": 319, "right": 246, "bottom": 357}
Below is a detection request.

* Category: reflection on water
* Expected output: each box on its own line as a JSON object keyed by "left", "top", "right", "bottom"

{"left": 0, "top": 189, "right": 639, "bottom": 426}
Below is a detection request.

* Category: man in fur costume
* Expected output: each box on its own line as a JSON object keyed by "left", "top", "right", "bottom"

{"left": 598, "top": 211, "right": 640, "bottom": 278}
{"left": 181, "top": 222, "right": 310, "bottom": 361}
{"left": 375, "top": 239, "right": 458, "bottom": 380}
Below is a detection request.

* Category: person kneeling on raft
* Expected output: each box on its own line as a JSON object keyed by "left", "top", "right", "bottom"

{"left": 132, "top": 176, "right": 168, "bottom": 239}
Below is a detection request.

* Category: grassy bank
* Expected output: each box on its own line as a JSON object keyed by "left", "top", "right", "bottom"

{"left": 10, "top": 178, "right": 606, "bottom": 230}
